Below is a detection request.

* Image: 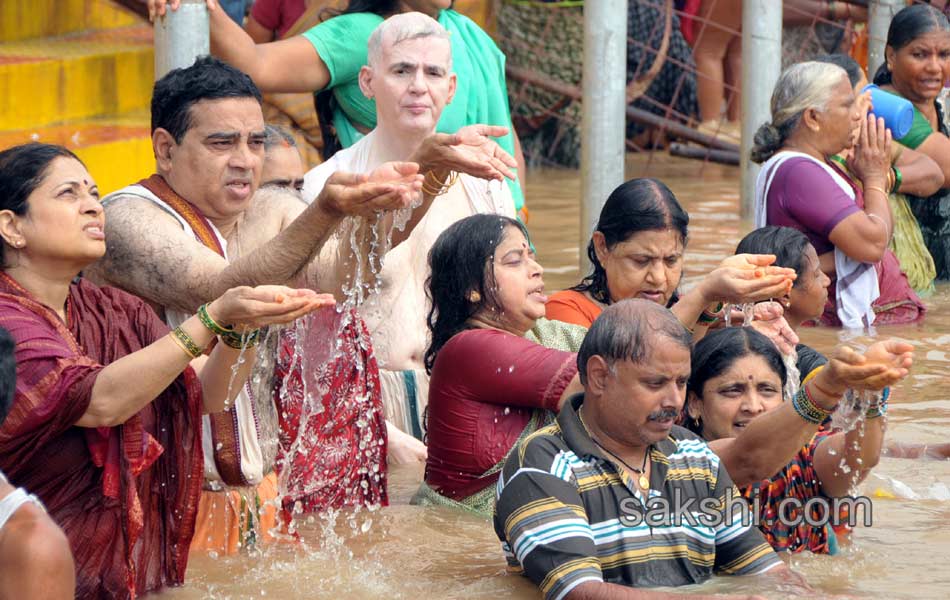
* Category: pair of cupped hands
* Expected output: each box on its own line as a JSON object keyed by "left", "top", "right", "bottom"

{"left": 703, "top": 253, "right": 913, "bottom": 395}
{"left": 316, "top": 124, "right": 518, "bottom": 219}
{"left": 200, "top": 125, "right": 518, "bottom": 328}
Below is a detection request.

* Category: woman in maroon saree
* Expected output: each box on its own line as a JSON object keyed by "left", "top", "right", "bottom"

{"left": 415, "top": 214, "right": 583, "bottom": 515}
{"left": 0, "top": 143, "right": 330, "bottom": 599}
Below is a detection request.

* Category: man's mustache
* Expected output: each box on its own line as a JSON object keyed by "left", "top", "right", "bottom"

{"left": 647, "top": 407, "right": 680, "bottom": 422}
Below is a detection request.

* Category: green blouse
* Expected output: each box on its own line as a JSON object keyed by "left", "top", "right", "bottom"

{"left": 302, "top": 10, "right": 524, "bottom": 210}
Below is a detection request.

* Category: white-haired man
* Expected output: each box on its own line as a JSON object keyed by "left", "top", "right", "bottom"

{"left": 303, "top": 12, "right": 519, "bottom": 460}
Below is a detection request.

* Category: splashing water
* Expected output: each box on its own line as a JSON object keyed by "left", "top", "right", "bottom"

{"left": 783, "top": 347, "right": 801, "bottom": 402}
{"left": 722, "top": 302, "right": 755, "bottom": 327}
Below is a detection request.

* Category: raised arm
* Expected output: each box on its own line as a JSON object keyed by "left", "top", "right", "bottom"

{"left": 813, "top": 340, "right": 913, "bottom": 498}
{"left": 672, "top": 254, "right": 796, "bottom": 334}
{"left": 77, "top": 285, "right": 329, "bottom": 427}
{"left": 833, "top": 115, "right": 895, "bottom": 263}
{"left": 912, "top": 129, "right": 950, "bottom": 189}
{"left": 149, "top": 0, "right": 330, "bottom": 93}
{"left": 91, "top": 172, "right": 419, "bottom": 313}
{"left": 709, "top": 341, "right": 911, "bottom": 488}
{"left": 893, "top": 144, "right": 945, "bottom": 197}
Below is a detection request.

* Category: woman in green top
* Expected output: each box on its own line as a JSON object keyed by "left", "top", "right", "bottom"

{"left": 873, "top": 3, "right": 950, "bottom": 280}
{"left": 149, "top": 0, "right": 527, "bottom": 218}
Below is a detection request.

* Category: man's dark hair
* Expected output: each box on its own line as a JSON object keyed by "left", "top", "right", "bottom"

{"left": 151, "top": 55, "right": 263, "bottom": 142}
{"left": 577, "top": 299, "right": 692, "bottom": 385}
{"left": 0, "top": 328, "right": 15, "bottom": 426}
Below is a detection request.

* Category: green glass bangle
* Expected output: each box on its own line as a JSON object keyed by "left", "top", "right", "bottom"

{"left": 891, "top": 165, "right": 902, "bottom": 193}
{"left": 198, "top": 303, "right": 233, "bottom": 336}
{"left": 171, "top": 326, "right": 204, "bottom": 359}
{"left": 698, "top": 302, "right": 723, "bottom": 324}
{"left": 794, "top": 385, "right": 833, "bottom": 425}
{"left": 220, "top": 328, "right": 261, "bottom": 350}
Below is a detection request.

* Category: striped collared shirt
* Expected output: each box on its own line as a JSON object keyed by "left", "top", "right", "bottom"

{"left": 493, "top": 394, "right": 782, "bottom": 600}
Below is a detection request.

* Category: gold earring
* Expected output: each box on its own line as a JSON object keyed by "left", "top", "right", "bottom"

{"left": 468, "top": 290, "right": 481, "bottom": 303}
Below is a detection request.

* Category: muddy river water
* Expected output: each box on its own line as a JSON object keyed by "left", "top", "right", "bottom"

{"left": 162, "top": 155, "right": 950, "bottom": 599}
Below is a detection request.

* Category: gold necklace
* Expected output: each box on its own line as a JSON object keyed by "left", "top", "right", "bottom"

{"left": 579, "top": 408, "right": 651, "bottom": 489}
{"left": 591, "top": 438, "right": 651, "bottom": 490}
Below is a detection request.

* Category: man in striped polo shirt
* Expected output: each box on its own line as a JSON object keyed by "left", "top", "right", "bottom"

{"left": 494, "top": 300, "right": 793, "bottom": 600}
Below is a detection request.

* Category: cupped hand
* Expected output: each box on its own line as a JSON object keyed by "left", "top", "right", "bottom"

{"left": 148, "top": 0, "right": 218, "bottom": 21}
{"left": 748, "top": 301, "right": 800, "bottom": 355}
{"left": 317, "top": 163, "right": 424, "bottom": 218}
{"left": 413, "top": 124, "right": 518, "bottom": 182}
{"left": 821, "top": 340, "right": 913, "bottom": 395}
{"left": 208, "top": 285, "right": 334, "bottom": 328}
{"left": 700, "top": 254, "right": 796, "bottom": 305}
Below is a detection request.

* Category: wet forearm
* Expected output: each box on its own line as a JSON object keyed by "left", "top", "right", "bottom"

{"left": 213, "top": 202, "right": 342, "bottom": 297}
{"left": 80, "top": 315, "right": 216, "bottom": 427}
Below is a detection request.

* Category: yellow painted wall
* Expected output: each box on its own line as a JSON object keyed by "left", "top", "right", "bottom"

{"left": 0, "top": 0, "right": 140, "bottom": 43}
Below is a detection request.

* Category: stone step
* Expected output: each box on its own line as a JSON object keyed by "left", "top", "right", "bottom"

{"left": 0, "top": 0, "right": 142, "bottom": 44}
{"left": 0, "top": 109, "right": 153, "bottom": 194}
{"left": 0, "top": 24, "right": 154, "bottom": 130}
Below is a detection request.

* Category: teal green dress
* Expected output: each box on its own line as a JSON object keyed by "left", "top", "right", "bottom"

{"left": 302, "top": 10, "right": 525, "bottom": 212}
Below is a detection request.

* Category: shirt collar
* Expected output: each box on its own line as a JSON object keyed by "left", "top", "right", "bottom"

{"left": 557, "top": 393, "right": 679, "bottom": 461}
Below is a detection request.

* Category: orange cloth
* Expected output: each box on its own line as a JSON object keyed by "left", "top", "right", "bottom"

{"left": 544, "top": 290, "right": 602, "bottom": 329}
{"left": 189, "top": 472, "right": 284, "bottom": 556}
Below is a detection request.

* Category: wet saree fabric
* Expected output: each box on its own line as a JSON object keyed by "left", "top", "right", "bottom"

{"left": 0, "top": 274, "right": 203, "bottom": 599}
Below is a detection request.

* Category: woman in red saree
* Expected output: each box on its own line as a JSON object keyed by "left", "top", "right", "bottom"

{"left": 0, "top": 143, "right": 330, "bottom": 599}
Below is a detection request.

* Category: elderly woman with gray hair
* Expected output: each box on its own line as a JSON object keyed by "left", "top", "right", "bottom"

{"left": 751, "top": 61, "right": 924, "bottom": 328}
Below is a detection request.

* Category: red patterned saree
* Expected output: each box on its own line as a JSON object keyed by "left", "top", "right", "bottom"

{"left": 0, "top": 274, "right": 204, "bottom": 599}
{"left": 273, "top": 308, "right": 388, "bottom": 516}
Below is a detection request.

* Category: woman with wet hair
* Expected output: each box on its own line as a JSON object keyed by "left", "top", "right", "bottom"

{"left": 873, "top": 3, "right": 950, "bottom": 281}
{"left": 751, "top": 60, "right": 925, "bottom": 327}
{"left": 736, "top": 225, "right": 950, "bottom": 462}
{"left": 414, "top": 214, "right": 584, "bottom": 514}
{"left": 686, "top": 327, "right": 912, "bottom": 554}
{"left": 545, "top": 177, "right": 795, "bottom": 332}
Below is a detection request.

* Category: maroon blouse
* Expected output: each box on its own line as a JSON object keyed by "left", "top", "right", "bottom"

{"left": 424, "top": 328, "right": 578, "bottom": 500}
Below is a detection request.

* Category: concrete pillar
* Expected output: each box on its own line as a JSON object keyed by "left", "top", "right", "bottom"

{"left": 580, "top": 0, "right": 628, "bottom": 271}
{"left": 740, "top": 0, "right": 782, "bottom": 219}
{"left": 154, "top": 0, "right": 210, "bottom": 80}
{"left": 867, "top": 0, "right": 903, "bottom": 80}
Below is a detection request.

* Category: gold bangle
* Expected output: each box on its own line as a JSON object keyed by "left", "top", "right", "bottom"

{"left": 422, "top": 170, "right": 459, "bottom": 196}
{"left": 170, "top": 326, "right": 204, "bottom": 359}
{"left": 865, "top": 185, "right": 888, "bottom": 198}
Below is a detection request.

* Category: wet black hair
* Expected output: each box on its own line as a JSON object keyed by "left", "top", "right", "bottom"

{"left": 572, "top": 178, "right": 689, "bottom": 304}
{"left": 873, "top": 3, "right": 950, "bottom": 86}
{"left": 735, "top": 226, "right": 811, "bottom": 289}
{"left": 151, "top": 55, "right": 263, "bottom": 143}
{"left": 0, "top": 327, "right": 13, "bottom": 426}
{"left": 816, "top": 53, "right": 864, "bottom": 88}
{"left": 424, "top": 213, "right": 529, "bottom": 373}
{"left": 0, "top": 143, "right": 84, "bottom": 267}
{"left": 685, "top": 327, "right": 787, "bottom": 438}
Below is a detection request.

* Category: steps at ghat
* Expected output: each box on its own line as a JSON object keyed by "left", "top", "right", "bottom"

{"left": 0, "top": 0, "right": 493, "bottom": 192}
{"left": 0, "top": 0, "right": 154, "bottom": 193}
